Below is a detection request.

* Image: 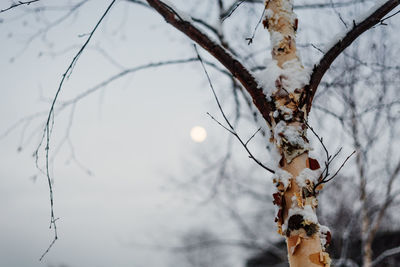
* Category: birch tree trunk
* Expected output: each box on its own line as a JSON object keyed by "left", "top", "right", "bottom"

{"left": 263, "top": 1, "right": 331, "bottom": 266}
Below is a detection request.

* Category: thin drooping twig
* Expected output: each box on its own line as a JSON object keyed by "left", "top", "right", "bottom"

{"left": 311, "top": 148, "right": 355, "bottom": 192}
{"left": 322, "top": 150, "right": 355, "bottom": 183}
{"left": 307, "top": 0, "right": 400, "bottom": 112}
{"left": 330, "top": 0, "right": 348, "bottom": 28}
{"left": 380, "top": 9, "right": 400, "bottom": 24}
{"left": 59, "top": 57, "right": 231, "bottom": 107}
{"left": 194, "top": 45, "right": 274, "bottom": 174}
{"left": 303, "top": 120, "right": 332, "bottom": 179}
{"left": 37, "top": 0, "right": 117, "bottom": 261}
{"left": 221, "top": 0, "right": 246, "bottom": 21}
{"left": 245, "top": 8, "right": 266, "bottom": 45}
{"left": 245, "top": 127, "right": 261, "bottom": 146}
{"left": 10, "top": 0, "right": 89, "bottom": 63}
{"left": 0, "top": 0, "right": 40, "bottom": 13}
{"left": 303, "top": 120, "right": 355, "bottom": 190}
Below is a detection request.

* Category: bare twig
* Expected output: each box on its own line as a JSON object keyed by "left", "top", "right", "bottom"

{"left": 380, "top": 9, "right": 400, "bottom": 24}
{"left": 221, "top": 0, "right": 246, "bottom": 21}
{"left": 245, "top": 127, "right": 261, "bottom": 146}
{"left": 0, "top": 0, "right": 40, "bottom": 13}
{"left": 371, "top": 246, "right": 400, "bottom": 266}
{"left": 36, "top": 0, "right": 117, "bottom": 261}
{"left": 323, "top": 150, "right": 356, "bottom": 183}
{"left": 330, "top": 0, "right": 348, "bottom": 28}
{"left": 303, "top": 120, "right": 355, "bottom": 190}
{"left": 12, "top": 0, "right": 89, "bottom": 62}
{"left": 194, "top": 45, "right": 274, "bottom": 174}
{"left": 245, "top": 8, "right": 265, "bottom": 45}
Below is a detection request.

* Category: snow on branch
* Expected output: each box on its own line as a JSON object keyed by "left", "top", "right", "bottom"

{"left": 307, "top": 0, "right": 400, "bottom": 112}
{"left": 146, "top": 0, "right": 275, "bottom": 125}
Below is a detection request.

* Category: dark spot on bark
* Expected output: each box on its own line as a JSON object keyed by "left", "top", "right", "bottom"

{"left": 275, "top": 208, "right": 283, "bottom": 223}
{"left": 263, "top": 19, "right": 269, "bottom": 29}
{"left": 288, "top": 214, "right": 319, "bottom": 237}
{"left": 325, "top": 231, "right": 332, "bottom": 248}
{"left": 273, "top": 192, "right": 282, "bottom": 206}
{"left": 305, "top": 223, "right": 319, "bottom": 236}
{"left": 279, "top": 156, "right": 285, "bottom": 167}
{"left": 275, "top": 77, "right": 282, "bottom": 90}
{"left": 288, "top": 214, "right": 304, "bottom": 230}
{"left": 309, "top": 158, "right": 320, "bottom": 170}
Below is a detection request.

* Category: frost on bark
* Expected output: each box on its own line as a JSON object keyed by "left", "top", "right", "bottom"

{"left": 263, "top": 0, "right": 330, "bottom": 266}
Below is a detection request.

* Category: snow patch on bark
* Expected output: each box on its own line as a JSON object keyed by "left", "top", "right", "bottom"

{"left": 289, "top": 204, "right": 318, "bottom": 224}
{"left": 274, "top": 121, "right": 310, "bottom": 148}
{"left": 254, "top": 59, "right": 311, "bottom": 98}
{"left": 296, "top": 168, "right": 321, "bottom": 187}
{"left": 273, "top": 168, "right": 292, "bottom": 189}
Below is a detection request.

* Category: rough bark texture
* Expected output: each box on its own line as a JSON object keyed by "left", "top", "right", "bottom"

{"left": 264, "top": 1, "right": 330, "bottom": 266}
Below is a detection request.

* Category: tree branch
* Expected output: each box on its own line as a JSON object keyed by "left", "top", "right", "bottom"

{"left": 193, "top": 45, "right": 274, "bottom": 173}
{"left": 0, "top": 0, "right": 40, "bottom": 13}
{"left": 36, "top": 0, "right": 117, "bottom": 261}
{"left": 145, "top": 0, "right": 274, "bottom": 125}
{"left": 371, "top": 246, "right": 400, "bottom": 266}
{"left": 220, "top": 0, "right": 373, "bottom": 17}
{"left": 307, "top": 0, "right": 400, "bottom": 112}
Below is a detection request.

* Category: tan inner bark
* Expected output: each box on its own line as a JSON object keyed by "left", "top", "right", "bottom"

{"left": 282, "top": 153, "right": 326, "bottom": 267}
{"left": 265, "top": 0, "right": 330, "bottom": 266}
